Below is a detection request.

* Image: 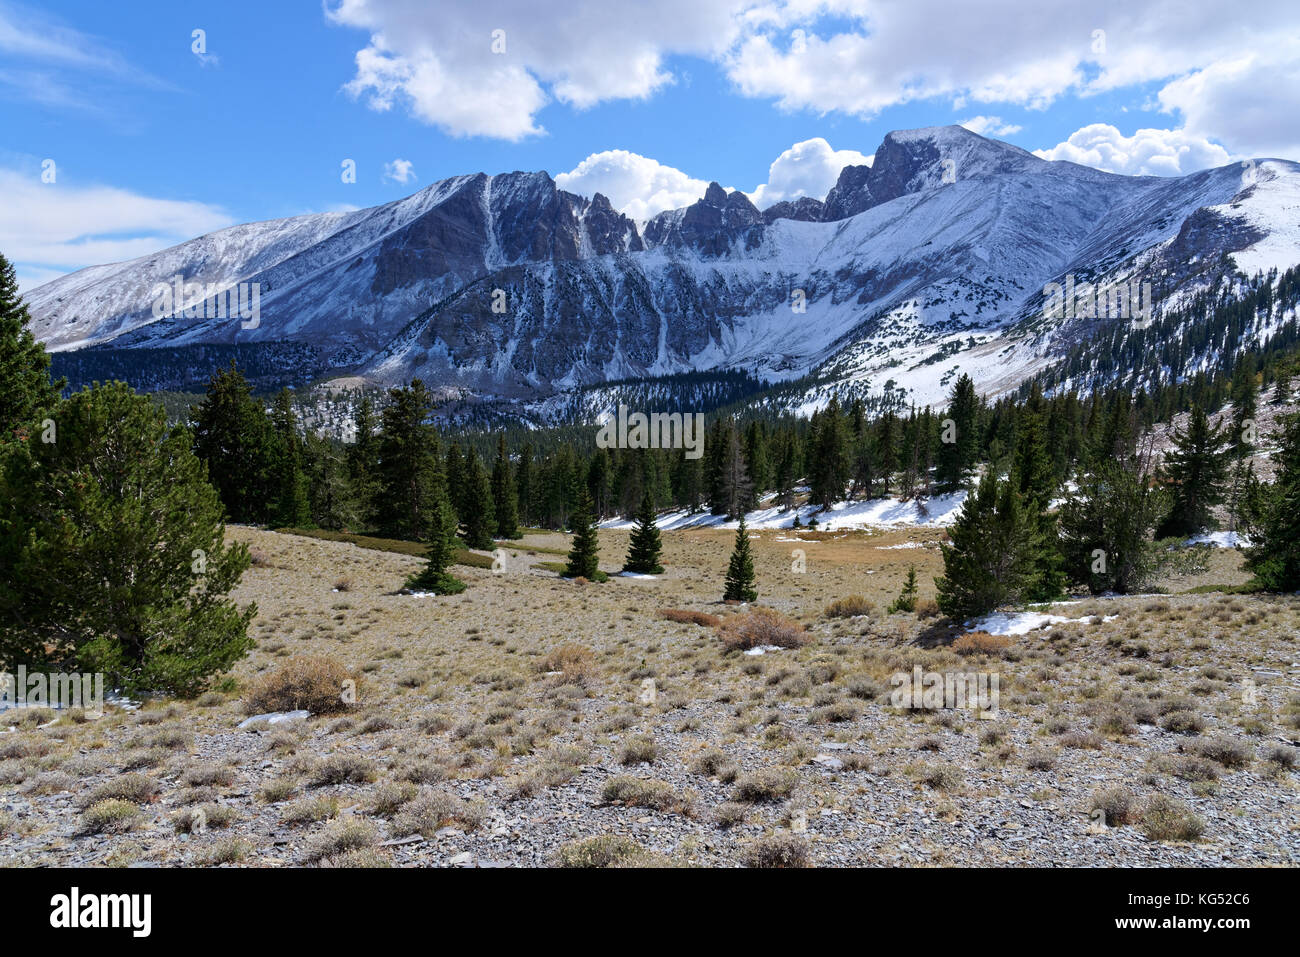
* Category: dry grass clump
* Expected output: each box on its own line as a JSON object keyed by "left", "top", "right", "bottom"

{"left": 505, "top": 750, "right": 584, "bottom": 801}
{"left": 1141, "top": 794, "right": 1205, "bottom": 842}
{"left": 243, "top": 655, "right": 356, "bottom": 716}
{"left": 1181, "top": 735, "right": 1251, "bottom": 768}
{"left": 691, "top": 748, "right": 739, "bottom": 782}
{"left": 281, "top": 795, "right": 339, "bottom": 824}
{"left": 551, "top": 834, "right": 650, "bottom": 868}
{"left": 0, "top": 737, "right": 49, "bottom": 760}
{"left": 718, "top": 608, "right": 809, "bottom": 652}
{"left": 617, "top": 734, "right": 657, "bottom": 765}
{"left": 172, "top": 804, "right": 238, "bottom": 833}
{"left": 302, "top": 817, "right": 379, "bottom": 864}
{"left": 600, "top": 776, "right": 682, "bottom": 811}
{"left": 952, "top": 631, "right": 1013, "bottom": 657}
{"left": 80, "top": 800, "right": 141, "bottom": 835}
{"left": 307, "top": 754, "right": 375, "bottom": 787}
{"left": 1090, "top": 787, "right": 1141, "bottom": 826}
{"left": 180, "top": 763, "right": 236, "bottom": 788}
{"left": 1161, "top": 710, "right": 1206, "bottom": 735}
{"left": 369, "top": 781, "right": 419, "bottom": 816}
{"left": 78, "top": 773, "right": 158, "bottom": 808}
{"left": 824, "top": 595, "right": 874, "bottom": 618}
{"left": 391, "top": 788, "right": 485, "bottom": 835}
{"left": 913, "top": 597, "right": 941, "bottom": 619}
{"left": 917, "top": 763, "right": 960, "bottom": 790}
{"left": 538, "top": 644, "right": 601, "bottom": 683}
{"left": 732, "top": 767, "right": 799, "bottom": 803}
{"left": 659, "top": 608, "right": 722, "bottom": 627}
{"left": 202, "top": 836, "right": 253, "bottom": 865}
{"left": 741, "top": 832, "right": 810, "bottom": 868}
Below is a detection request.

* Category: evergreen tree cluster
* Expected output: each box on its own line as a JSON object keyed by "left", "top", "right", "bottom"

{"left": 0, "top": 252, "right": 254, "bottom": 695}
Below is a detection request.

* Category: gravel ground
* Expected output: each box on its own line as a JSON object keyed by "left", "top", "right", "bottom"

{"left": 2, "top": 525, "right": 1297, "bottom": 867}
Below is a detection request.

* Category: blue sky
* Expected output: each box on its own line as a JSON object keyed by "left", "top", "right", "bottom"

{"left": 4, "top": 0, "right": 1298, "bottom": 290}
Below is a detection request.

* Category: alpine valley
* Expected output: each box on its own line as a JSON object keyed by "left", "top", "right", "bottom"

{"left": 26, "top": 125, "right": 1300, "bottom": 423}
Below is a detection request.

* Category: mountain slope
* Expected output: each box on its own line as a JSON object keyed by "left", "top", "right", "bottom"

{"left": 26, "top": 126, "right": 1300, "bottom": 414}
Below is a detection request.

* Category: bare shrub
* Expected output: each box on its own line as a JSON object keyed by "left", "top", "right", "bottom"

{"left": 1141, "top": 794, "right": 1205, "bottom": 842}
{"left": 952, "top": 631, "right": 1013, "bottom": 657}
{"left": 741, "top": 832, "right": 810, "bottom": 868}
{"left": 824, "top": 595, "right": 874, "bottom": 619}
{"left": 538, "top": 644, "right": 601, "bottom": 683}
{"left": 1090, "top": 787, "right": 1140, "bottom": 826}
{"left": 718, "top": 608, "right": 809, "bottom": 652}
{"left": 244, "top": 655, "right": 355, "bottom": 715}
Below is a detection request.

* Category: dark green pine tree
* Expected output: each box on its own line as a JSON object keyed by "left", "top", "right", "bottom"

{"left": 723, "top": 516, "right": 758, "bottom": 602}
{"left": 717, "top": 422, "right": 753, "bottom": 520}
{"left": 810, "top": 397, "right": 850, "bottom": 509}
{"left": 774, "top": 429, "right": 801, "bottom": 509}
{"left": 588, "top": 447, "right": 613, "bottom": 518}
{"left": 563, "top": 488, "right": 604, "bottom": 581}
{"left": 672, "top": 446, "right": 704, "bottom": 512}
{"left": 1013, "top": 400, "right": 1056, "bottom": 508}
{"left": 190, "top": 361, "right": 279, "bottom": 524}
{"left": 491, "top": 435, "right": 520, "bottom": 539}
{"left": 0, "top": 251, "right": 62, "bottom": 442}
{"left": 935, "top": 471, "right": 1053, "bottom": 621}
{"left": 0, "top": 382, "right": 255, "bottom": 695}
{"left": 1229, "top": 360, "right": 1258, "bottom": 460}
{"left": 346, "top": 396, "right": 380, "bottom": 531}
{"left": 444, "top": 443, "right": 467, "bottom": 521}
{"left": 744, "top": 420, "right": 770, "bottom": 499}
{"left": 1058, "top": 455, "right": 1167, "bottom": 595}
{"left": 1240, "top": 412, "right": 1300, "bottom": 592}
{"left": 515, "top": 443, "right": 533, "bottom": 528}
{"left": 373, "top": 380, "right": 440, "bottom": 542}
{"left": 704, "top": 418, "right": 728, "bottom": 515}
{"left": 849, "top": 429, "right": 874, "bottom": 500}
{"left": 270, "top": 388, "right": 312, "bottom": 528}
{"left": 876, "top": 411, "right": 898, "bottom": 495}
{"left": 623, "top": 489, "right": 664, "bottom": 574}
{"left": 302, "top": 431, "right": 355, "bottom": 531}
{"left": 935, "top": 373, "right": 978, "bottom": 493}
{"left": 1273, "top": 370, "right": 1291, "bottom": 404}
{"left": 460, "top": 450, "right": 496, "bottom": 549}
{"left": 1156, "top": 403, "right": 1230, "bottom": 538}
{"left": 405, "top": 494, "right": 466, "bottom": 595}
{"left": 889, "top": 565, "right": 919, "bottom": 613}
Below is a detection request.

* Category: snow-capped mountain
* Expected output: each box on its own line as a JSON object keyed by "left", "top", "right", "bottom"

{"left": 26, "top": 125, "right": 1300, "bottom": 414}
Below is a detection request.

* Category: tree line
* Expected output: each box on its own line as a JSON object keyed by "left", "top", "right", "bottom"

{"left": 4, "top": 242, "right": 1300, "bottom": 698}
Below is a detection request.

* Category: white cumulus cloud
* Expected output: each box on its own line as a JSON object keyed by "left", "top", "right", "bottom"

{"left": 747, "top": 137, "right": 872, "bottom": 207}
{"left": 1033, "top": 123, "right": 1230, "bottom": 176}
{"left": 557, "top": 137, "right": 874, "bottom": 221}
{"left": 326, "top": 0, "right": 748, "bottom": 140}
{"left": 555, "top": 150, "right": 711, "bottom": 222}
{"left": 323, "top": 0, "right": 1300, "bottom": 164}
{"left": 383, "top": 158, "right": 416, "bottom": 184}
{"left": 1156, "top": 49, "right": 1300, "bottom": 161}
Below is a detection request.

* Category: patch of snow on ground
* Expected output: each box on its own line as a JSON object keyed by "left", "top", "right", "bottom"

{"left": 970, "top": 608, "right": 1113, "bottom": 636}
{"left": 600, "top": 491, "right": 966, "bottom": 532}
{"left": 1187, "top": 530, "right": 1250, "bottom": 548}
